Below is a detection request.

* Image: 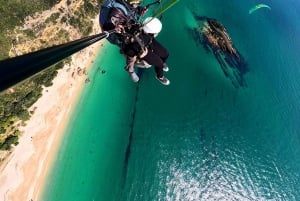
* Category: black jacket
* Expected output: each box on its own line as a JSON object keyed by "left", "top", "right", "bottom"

{"left": 123, "top": 32, "right": 153, "bottom": 57}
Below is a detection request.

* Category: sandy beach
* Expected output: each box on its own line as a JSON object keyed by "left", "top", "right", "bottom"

{"left": 0, "top": 18, "right": 105, "bottom": 201}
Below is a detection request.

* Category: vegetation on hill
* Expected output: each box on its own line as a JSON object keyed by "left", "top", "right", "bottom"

{"left": 0, "top": 0, "right": 62, "bottom": 59}
{"left": 0, "top": 0, "right": 102, "bottom": 152}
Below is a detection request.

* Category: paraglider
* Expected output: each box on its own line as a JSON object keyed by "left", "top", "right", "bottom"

{"left": 249, "top": 4, "right": 271, "bottom": 14}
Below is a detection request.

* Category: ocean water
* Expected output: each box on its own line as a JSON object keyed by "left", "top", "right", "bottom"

{"left": 42, "top": 0, "right": 300, "bottom": 200}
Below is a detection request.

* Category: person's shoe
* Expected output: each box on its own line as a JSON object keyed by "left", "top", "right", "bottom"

{"left": 163, "top": 63, "right": 169, "bottom": 72}
{"left": 156, "top": 76, "right": 170, "bottom": 86}
{"left": 129, "top": 72, "right": 139, "bottom": 82}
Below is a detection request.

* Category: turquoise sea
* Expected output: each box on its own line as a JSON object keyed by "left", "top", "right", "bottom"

{"left": 42, "top": 0, "right": 300, "bottom": 200}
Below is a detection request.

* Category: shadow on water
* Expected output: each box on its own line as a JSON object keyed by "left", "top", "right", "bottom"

{"left": 187, "top": 14, "right": 249, "bottom": 88}
{"left": 121, "top": 68, "right": 146, "bottom": 197}
{"left": 122, "top": 85, "right": 139, "bottom": 179}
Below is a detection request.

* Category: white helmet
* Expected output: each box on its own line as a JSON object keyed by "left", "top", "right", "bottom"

{"left": 126, "top": 0, "right": 143, "bottom": 5}
{"left": 142, "top": 17, "right": 162, "bottom": 35}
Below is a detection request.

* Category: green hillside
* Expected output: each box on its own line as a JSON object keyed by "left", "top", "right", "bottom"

{"left": 0, "top": 0, "right": 100, "bottom": 153}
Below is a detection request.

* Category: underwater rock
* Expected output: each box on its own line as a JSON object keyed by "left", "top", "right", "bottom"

{"left": 188, "top": 15, "right": 249, "bottom": 88}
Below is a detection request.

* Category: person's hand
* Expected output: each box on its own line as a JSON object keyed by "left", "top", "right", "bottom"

{"left": 115, "top": 24, "right": 125, "bottom": 33}
{"left": 139, "top": 48, "right": 148, "bottom": 58}
{"left": 141, "top": 7, "right": 148, "bottom": 16}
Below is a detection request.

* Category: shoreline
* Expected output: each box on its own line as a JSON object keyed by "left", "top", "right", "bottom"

{"left": 0, "top": 21, "right": 106, "bottom": 201}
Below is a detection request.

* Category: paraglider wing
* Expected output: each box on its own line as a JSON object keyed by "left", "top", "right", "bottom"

{"left": 249, "top": 4, "right": 271, "bottom": 14}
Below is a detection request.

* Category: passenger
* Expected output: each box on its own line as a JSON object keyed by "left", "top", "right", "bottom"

{"left": 122, "top": 18, "right": 170, "bottom": 85}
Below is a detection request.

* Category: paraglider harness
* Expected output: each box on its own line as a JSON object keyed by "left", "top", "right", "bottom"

{"left": 99, "top": 0, "right": 176, "bottom": 68}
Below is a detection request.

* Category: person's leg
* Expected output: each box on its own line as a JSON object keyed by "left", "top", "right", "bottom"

{"left": 142, "top": 51, "right": 164, "bottom": 78}
{"left": 142, "top": 51, "right": 170, "bottom": 85}
{"left": 150, "top": 39, "right": 169, "bottom": 63}
{"left": 125, "top": 56, "right": 139, "bottom": 82}
{"left": 150, "top": 39, "right": 169, "bottom": 72}
{"left": 125, "top": 56, "right": 136, "bottom": 72}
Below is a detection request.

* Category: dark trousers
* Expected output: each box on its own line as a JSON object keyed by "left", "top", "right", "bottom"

{"left": 142, "top": 39, "right": 169, "bottom": 78}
